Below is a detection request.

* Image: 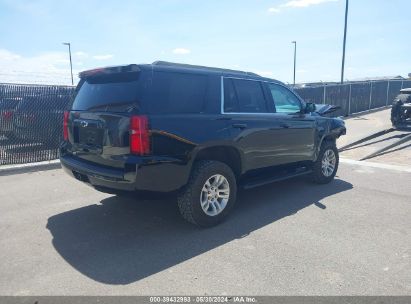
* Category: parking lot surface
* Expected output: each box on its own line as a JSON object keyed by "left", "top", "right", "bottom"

{"left": 1, "top": 108, "right": 410, "bottom": 295}
{"left": 338, "top": 108, "right": 411, "bottom": 167}
{"left": 0, "top": 161, "right": 410, "bottom": 295}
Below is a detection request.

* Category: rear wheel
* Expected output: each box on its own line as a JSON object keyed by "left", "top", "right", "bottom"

{"left": 177, "top": 160, "right": 237, "bottom": 227}
{"left": 310, "top": 141, "right": 339, "bottom": 184}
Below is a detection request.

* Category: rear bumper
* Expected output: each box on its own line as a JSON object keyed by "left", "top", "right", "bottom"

{"left": 60, "top": 153, "right": 191, "bottom": 193}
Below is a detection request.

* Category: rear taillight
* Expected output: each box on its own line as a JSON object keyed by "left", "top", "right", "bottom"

{"left": 130, "top": 115, "right": 150, "bottom": 155}
{"left": 63, "top": 111, "right": 69, "bottom": 141}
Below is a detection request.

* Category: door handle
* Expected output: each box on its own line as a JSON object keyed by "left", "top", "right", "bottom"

{"left": 232, "top": 123, "right": 247, "bottom": 129}
{"left": 280, "top": 123, "right": 290, "bottom": 128}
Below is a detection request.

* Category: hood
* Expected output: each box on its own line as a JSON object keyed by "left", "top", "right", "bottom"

{"left": 315, "top": 104, "right": 341, "bottom": 116}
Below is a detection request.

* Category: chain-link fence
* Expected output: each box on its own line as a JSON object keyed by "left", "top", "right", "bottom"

{"left": 0, "top": 83, "right": 75, "bottom": 165}
{"left": 0, "top": 79, "right": 410, "bottom": 166}
{"left": 294, "top": 79, "right": 411, "bottom": 117}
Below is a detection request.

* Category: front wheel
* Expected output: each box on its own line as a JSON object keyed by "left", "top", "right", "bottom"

{"left": 310, "top": 141, "right": 339, "bottom": 184}
{"left": 177, "top": 160, "right": 237, "bottom": 227}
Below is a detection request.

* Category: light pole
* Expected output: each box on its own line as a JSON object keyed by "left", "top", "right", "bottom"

{"left": 291, "top": 41, "right": 297, "bottom": 86}
{"left": 63, "top": 42, "right": 74, "bottom": 85}
{"left": 340, "top": 0, "right": 349, "bottom": 84}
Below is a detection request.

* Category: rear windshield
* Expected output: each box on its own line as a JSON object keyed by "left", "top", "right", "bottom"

{"left": 72, "top": 72, "right": 146, "bottom": 112}
{"left": 71, "top": 70, "right": 209, "bottom": 114}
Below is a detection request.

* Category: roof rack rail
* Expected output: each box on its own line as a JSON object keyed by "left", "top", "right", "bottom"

{"left": 152, "top": 61, "right": 260, "bottom": 77}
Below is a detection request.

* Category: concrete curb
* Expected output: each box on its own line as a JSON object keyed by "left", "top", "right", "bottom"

{"left": 0, "top": 160, "right": 61, "bottom": 176}
{"left": 343, "top": 105, "right": 391, "bottom": 119}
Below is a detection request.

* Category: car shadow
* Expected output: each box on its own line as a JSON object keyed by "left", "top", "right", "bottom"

{"left": 344, "top": 133, "right": 409, "bottom": 151}
{"left": 46, "top": 177, "right": 353, "bottom": 285}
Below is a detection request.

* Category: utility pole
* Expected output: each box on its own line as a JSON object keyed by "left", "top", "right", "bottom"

{"left": 340, "top": 0, "right": 349, "bottom": 84}
{"left": 291, "top": 41, "right": 297, "bottom": 86}
{"left": 63, "top": 42, "right": 74, "bottom": 85}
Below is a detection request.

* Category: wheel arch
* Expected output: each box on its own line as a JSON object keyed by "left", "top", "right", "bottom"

{"left": 192, "top": 145, "right": 243, "bottom": 179}
{"left": 315, "top": 133, "right": 338, "bottom": 161}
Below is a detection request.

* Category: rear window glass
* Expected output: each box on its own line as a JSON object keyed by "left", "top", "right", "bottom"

{"left": 149, "top": 71, "right": 207, "bottom": 114}
{"left": 224, "top": 78, "right": 267, "bottom": 113}
{"left": 72, "top": 73, "right": 145, "bottom": 112}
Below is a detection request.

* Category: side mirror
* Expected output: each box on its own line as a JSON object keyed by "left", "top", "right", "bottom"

{"left": 305, "top": 102, "right": 316, "bottom": 113}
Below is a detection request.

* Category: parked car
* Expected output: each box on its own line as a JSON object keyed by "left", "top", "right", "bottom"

{"left": 0, "top": 97, "right": 20, "bottom": 140}
{"left": 13, "top": 94, "right": 71, "bottom": 146}
{"left": 391, "top": 88, "right": 411, "bottom": 128}
{"left": 60, "top": 61, "right": 346, "bottom": 227}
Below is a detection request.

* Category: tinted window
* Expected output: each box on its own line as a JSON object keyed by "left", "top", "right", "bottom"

{"left": 72, "top": 72, "right": 145, "bottom": 112}
{"left": 223, "top": 78, "right": 239, "bottom": 112}
{"left": 149, "top": 72, "right": 207, "bottom": 114}
{"left": 224, "top": 78, "right": 267, "bottom": 113}
{"left": 269, "top": 83, "right": 301, "bottom": 113}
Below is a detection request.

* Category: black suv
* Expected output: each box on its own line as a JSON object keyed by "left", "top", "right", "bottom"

{"left": 60, "top": 61, "right": 346, "bottom": 227}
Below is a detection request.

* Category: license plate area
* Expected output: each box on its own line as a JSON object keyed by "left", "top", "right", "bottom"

{"left": 73, "top": 119, "right": 104, "bottom": 147}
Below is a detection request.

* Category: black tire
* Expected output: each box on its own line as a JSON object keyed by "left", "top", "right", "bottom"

{"left": 177, "top": 160, "right": 237, "bottom": 227}
{"left": 310, "top": 141, "right": 339, "bottom": 184}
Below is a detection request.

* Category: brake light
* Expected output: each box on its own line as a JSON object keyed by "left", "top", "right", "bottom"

{"left": 130, "top": 115, "right": 150, "bottom": 155}
{"left": 63, "top": 111, "right": 69, "bottom": 141}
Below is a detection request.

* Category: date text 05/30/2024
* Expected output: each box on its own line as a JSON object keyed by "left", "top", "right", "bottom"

{"left": 149, "top": 296, "right": 257, "bottom": 303}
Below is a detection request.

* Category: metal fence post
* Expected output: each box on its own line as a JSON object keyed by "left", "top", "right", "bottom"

{"left": 348, "top": 83, "right": 352, "bottom": 115}
{"left": 386, "top": 80, "right": 390, "bottom": 106}
{"left": 323, "top": 85, "right": 326, "bottom": 104}
{"left": 368, "top": 81, "right": 373, "bottom": 110}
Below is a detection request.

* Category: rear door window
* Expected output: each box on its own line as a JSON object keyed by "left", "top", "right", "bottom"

{"left": 223, "top": 78, "right": 239, "bottom": 112}
{"left": 149, "top": 71, "right": 208, "bottom": 114}
{"left": 224, "top": 78, "right": 268, "bottom": 113}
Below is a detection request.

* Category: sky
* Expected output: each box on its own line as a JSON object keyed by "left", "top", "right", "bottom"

{"left": 0, "top": 0, "right": 410, "bottom": 85}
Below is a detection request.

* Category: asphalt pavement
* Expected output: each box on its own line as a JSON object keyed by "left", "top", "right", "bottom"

{"left": 0, "top": 108, "right": 410, "bottom": 295}
{"left": 0, "top": 161, "right": 410, "bottom": 295}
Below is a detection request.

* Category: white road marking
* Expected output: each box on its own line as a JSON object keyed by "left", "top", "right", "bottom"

{"left": 340, "top": 158, "right": 411, "bottom": 173}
